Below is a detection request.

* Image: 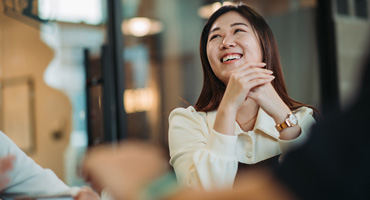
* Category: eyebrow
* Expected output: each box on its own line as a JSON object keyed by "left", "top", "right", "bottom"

{"left": 210, "top": 22, "right": 249, "bottom": 33}
{"left": 231, "top": 22, "right": 249, "bottom": 27}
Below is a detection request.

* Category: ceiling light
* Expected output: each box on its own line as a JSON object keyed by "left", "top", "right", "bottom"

{"left": 198, "top": 1, "right": 235, "bottom": 19}
{"left": 121, "top": 17, "right": 163, "bottom": 37}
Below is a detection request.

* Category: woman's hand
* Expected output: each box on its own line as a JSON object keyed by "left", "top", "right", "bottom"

{"left": 221, "top": 62, "right": 273, "bottom": 111}
{"left": 214, "top": 62, "right": 274, "bottom": 135}
{"left": 248, "top": 83, "right": 302, "bottom": 140}
{"left": 248, "top": 83, "right": 290, "bottom": 121}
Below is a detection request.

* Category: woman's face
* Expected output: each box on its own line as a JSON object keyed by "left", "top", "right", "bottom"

{"left": 206, "top": 11, "right": 263, "bottom": 84}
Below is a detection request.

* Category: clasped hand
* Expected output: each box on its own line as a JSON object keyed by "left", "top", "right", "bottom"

{"left": 222, "top": 62, "right": 290, "bottom": 120}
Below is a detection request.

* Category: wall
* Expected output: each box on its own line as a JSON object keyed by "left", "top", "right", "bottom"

{"left": 335, "top": 17, "right": 370, "bottom": 108}
{"left": 267, "top": 7, "right": 320, "bottom": 108}
{"left": 0, "top": 11, "right": 72, "bottom": 180}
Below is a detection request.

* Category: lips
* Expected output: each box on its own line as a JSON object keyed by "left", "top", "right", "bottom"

{"left": 221, "top": 53, "right": 243, "bottom": 63}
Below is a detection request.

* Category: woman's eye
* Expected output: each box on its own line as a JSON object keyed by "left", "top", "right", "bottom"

{"left": 235, "top": 29, "right": 245, "bottom": 33}
{"left": 209, "top": 35, "right": 220, "bottom": 41}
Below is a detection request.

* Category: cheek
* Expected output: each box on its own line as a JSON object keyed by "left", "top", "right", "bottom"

{"left": 252, "top": 40, "right": 263, "bottom": 59}
{"left": 245, "top": 40, "right": 263, "bottom": 61}
{"left": 208, "top": 59, "right": 222, "bottom": 79}
{"left": 206, "top": 48, "right": 216, "bottom": 64}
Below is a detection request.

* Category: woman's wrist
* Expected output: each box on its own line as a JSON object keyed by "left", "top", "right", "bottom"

{"left": 214, "top": 103, "right": 238, "bottom": 136}
{"left": 218, "top": 101, "right": 238, "bottom": 116}
{"left": 272, "top": 108, "right": 291, "bottom": 124}
{"left": 279, "top": 126, "right": 301, "bottom": 140}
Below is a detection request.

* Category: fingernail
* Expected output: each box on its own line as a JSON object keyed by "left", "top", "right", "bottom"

{"left": 271, "top": 75, "right": 275, "bottom": 79}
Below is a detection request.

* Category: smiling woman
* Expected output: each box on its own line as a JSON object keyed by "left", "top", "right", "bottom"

{"left": 168, "top": 4, "right": 317, "bottom": 190}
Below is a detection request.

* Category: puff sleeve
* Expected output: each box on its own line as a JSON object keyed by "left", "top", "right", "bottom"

{"left": 278, "top": 107, "right": 316, "bottom": 155}
{"left": 168, "top": 107, "right": 238, "bottom": 190}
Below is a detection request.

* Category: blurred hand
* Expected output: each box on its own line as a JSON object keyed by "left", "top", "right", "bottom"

{"left": 81, "top": 141, "right": 169, "bottom": 200}
{"left": 74, "top": 186, "right": 100, "bottom": 200}
{"left": 167, "top": 169, "right": 297, "bottom": 200}
{"left": 0, "top": 155, "right": 15, "bottom": 190}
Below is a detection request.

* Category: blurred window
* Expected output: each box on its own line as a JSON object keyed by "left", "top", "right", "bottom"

{"left": 336, "top": 0, "right": 349, "bottom": 15}
{"left": 38, "top": 0, "right": 103, "bottom": 24}
{"left": 355, "top": 0, "right": 368, "bottom": 18}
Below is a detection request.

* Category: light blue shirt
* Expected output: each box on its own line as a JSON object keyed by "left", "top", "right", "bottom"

{"left": 0, "top": 131, "right": 70, "bottom": 199}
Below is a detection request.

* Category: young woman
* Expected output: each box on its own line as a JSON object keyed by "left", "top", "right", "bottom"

{"left": 168, "top": 4, "right": 316, "bottom": 190}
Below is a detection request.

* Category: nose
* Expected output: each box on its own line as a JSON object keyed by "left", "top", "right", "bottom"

{"left": 220, "top": 36, "right": 236, "bottom": 49}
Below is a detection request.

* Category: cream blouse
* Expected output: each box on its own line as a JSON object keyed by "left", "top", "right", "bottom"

{"left": 168, "top": 106, "right": 315, "bottom": 190}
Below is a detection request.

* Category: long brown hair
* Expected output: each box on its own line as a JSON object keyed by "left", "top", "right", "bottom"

{"left": 195, "top": 4, "right": 317, "bottom": 114}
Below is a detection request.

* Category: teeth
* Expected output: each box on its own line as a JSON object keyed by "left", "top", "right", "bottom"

{"left": 222, "top": 54, "right": 241, "bottom": 62}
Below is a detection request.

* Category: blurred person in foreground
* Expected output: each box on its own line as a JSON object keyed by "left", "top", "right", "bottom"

{"left": 81, "top": 33, "right": 370, "bottom": 200}
{"left": 0, "top": 131, "right": 100, "bottom": 200}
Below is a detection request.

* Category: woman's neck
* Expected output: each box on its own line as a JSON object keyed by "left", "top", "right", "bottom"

{"left": 236, "top": 99, "right": 259, "bottom": 131}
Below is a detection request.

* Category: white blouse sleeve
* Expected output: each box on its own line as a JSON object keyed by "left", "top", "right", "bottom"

{"left": 168, "top": 107, "right": 238, "bottom": 190}
{"left": 278, "top": 107, "right": 316, "bottom": 154}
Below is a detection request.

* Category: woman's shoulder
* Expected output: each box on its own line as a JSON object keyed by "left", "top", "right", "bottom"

{"left": 293, "top": 106, "right": 316, "bottom": 125}
{"left": 293, "top": 106, "right": 314, "bottom": 116}
{"left": 169, "top": 106, "right": 207, "bottom": 121}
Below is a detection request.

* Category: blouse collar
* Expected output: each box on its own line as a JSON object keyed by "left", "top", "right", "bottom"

{"left": 252, "top": 108, "right": 280, "bottom": 139}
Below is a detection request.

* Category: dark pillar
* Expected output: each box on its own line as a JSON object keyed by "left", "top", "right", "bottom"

{"left": 316, "top": 1, "right": 340, "bottom": 115}
{"left": 104, "top": 0, "right": 127, "bottom": 141}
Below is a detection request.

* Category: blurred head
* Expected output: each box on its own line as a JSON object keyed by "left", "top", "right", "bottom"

{"left": 195, "top": 4, "right": 299, "bottom": 111}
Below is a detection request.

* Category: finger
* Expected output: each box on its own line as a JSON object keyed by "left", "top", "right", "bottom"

{"left": 234, "top": 62, "right": 266, "bottom": 72}
{"left": 232, "top": 71, "right": 274, "bottom": 84}
{"left": 243, "top": 76, "right": 275, "bottom": 90}
{"left": 233, "top": 68, "right": 273, "bottom": 80}
{"left": 230, "top": 76, "right": 273, "bottom": 98}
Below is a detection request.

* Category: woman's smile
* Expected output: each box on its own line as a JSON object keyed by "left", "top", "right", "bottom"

{"left": 221, "top": 53, "right": 243, "bottom": 63}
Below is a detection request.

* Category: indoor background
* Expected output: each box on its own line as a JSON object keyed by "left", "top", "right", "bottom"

{"left": 0, "top": 0, "right": 369, "bottom": 187}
